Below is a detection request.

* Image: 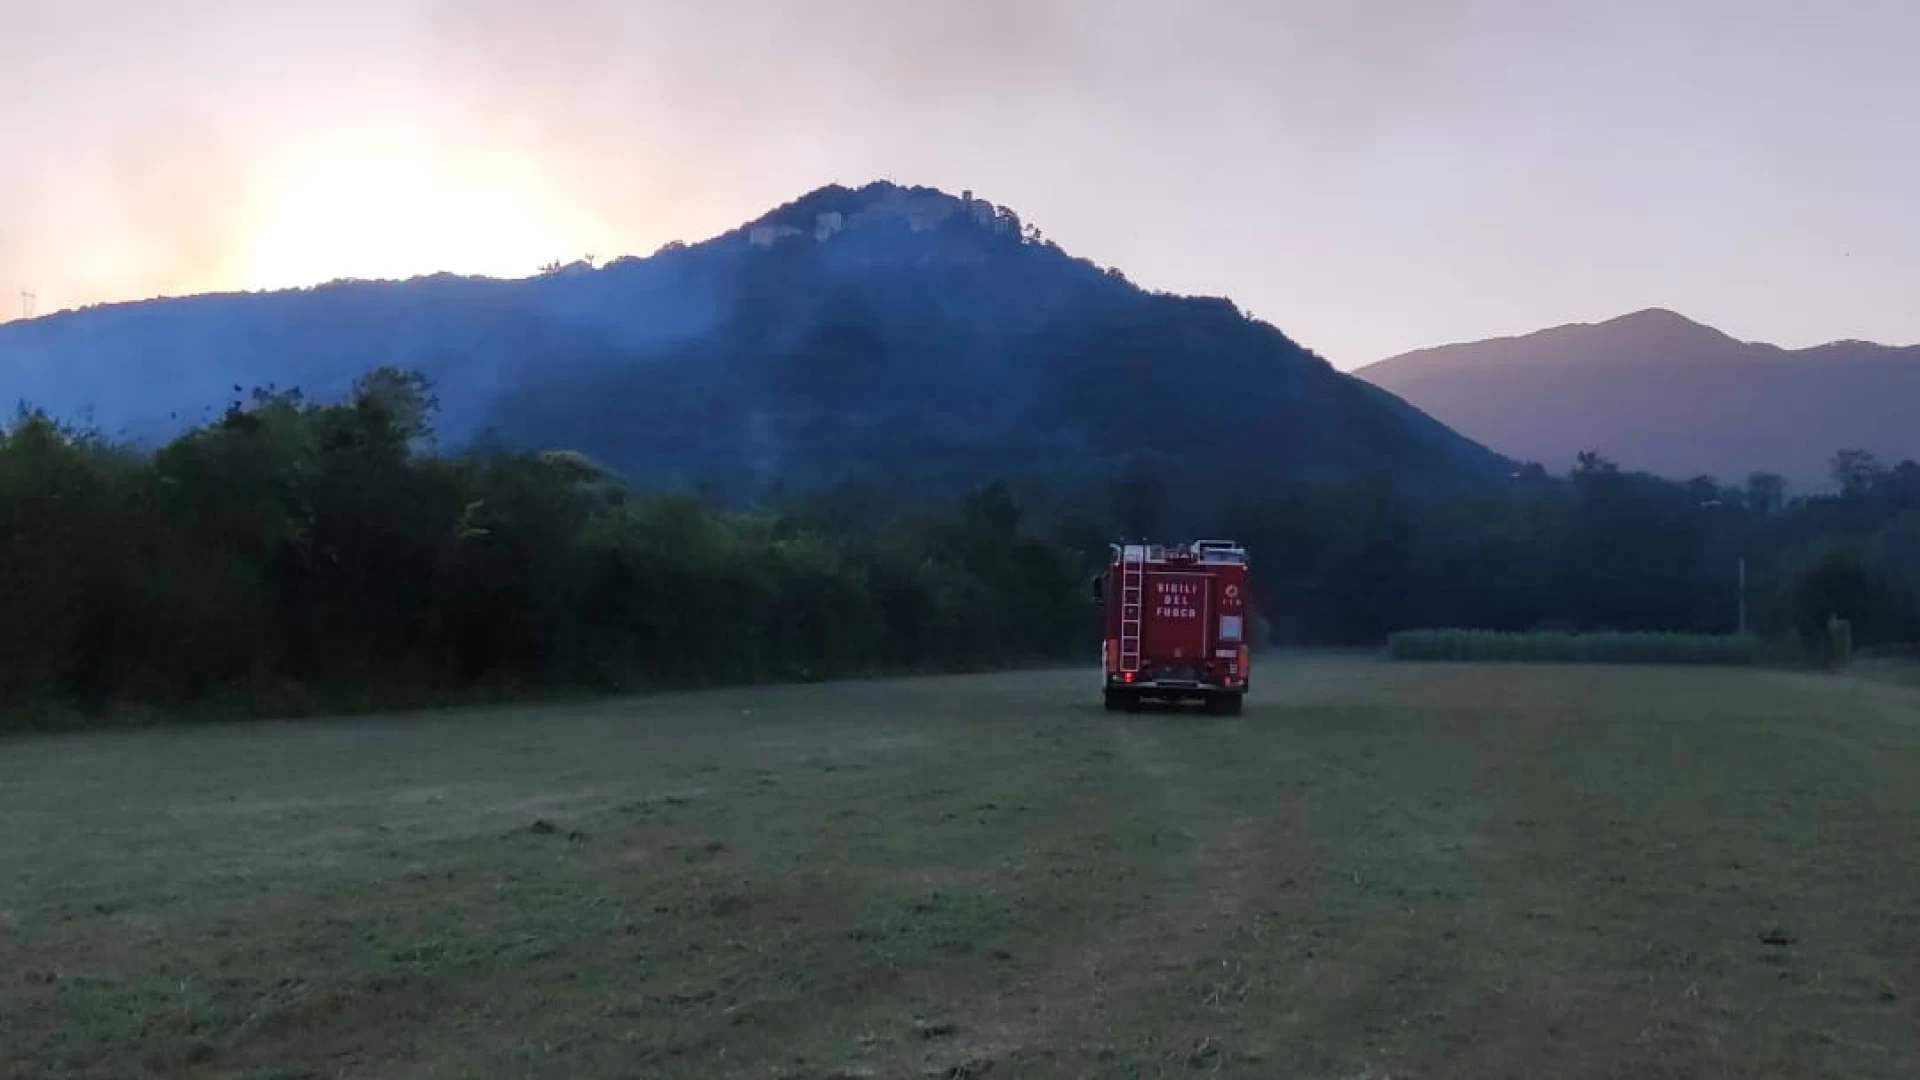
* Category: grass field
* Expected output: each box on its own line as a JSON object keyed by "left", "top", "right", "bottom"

{"left": 5, "top": 658, "right": 1920, "bottom": 1078}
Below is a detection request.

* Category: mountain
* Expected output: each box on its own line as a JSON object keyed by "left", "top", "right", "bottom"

{"left": 0, "top": 181, "right": 1504, "bottom": 509}
{"left": 1356, "top": 309, "right": 1920, "bottom": 489}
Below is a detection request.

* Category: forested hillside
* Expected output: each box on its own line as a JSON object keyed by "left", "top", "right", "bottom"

{"left": 0, "top": 182, "right": 1503, "bottom": 508}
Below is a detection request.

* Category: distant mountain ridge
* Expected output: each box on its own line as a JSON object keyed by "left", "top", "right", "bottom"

{"left": 0, "top": 180, "right": 1505, "bottom": 509}
{"left": 1356, "top": 309, "right": 1920, "bottom": 488}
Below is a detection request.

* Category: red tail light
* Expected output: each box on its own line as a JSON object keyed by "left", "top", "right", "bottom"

{"left": 1122, "top": 671, "right": 1135, "bottom": 684}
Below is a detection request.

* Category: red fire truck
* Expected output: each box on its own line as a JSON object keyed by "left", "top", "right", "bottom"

{"left": 1095, "top": 540, "right": 1252, "bottom": 714}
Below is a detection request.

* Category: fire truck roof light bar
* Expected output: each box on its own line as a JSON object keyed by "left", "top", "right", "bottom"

{"left": 1111, "top": 542, "right": 1248, "bottom": 566}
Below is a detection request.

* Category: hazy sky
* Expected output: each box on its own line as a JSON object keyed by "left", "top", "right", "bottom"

{"left": 2, "top": 0, "right": 1915, "bottom": 367}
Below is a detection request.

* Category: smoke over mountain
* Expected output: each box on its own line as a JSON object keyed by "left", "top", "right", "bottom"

{"left": 0, "top": 180, "right": 1505, "bottom": 510}
{"left": 3, "top": 0, "right": 1482, "bottom": 325}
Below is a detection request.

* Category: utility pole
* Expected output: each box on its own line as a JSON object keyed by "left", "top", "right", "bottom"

{"left": 18, "top": 291, "right": 34, "bottom": 319}
{"left": 1737, "top": 556, "right": 1747, "bottom": 636}
{"left": 1700, "top": 499, "right": 1748, "bottom": 636}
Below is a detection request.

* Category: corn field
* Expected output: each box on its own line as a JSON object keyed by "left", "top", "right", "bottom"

{"left": 1385, "top": 629, "right": 1764, "bottom": 666}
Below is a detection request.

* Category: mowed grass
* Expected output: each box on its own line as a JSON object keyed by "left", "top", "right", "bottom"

{"left": 4, "top": 660, "right": 1920, "bottom": 1078}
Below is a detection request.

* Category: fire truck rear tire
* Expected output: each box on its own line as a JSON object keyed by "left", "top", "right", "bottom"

{"left": 1209, "top": 693, "right": 1244, "bottom": 716}
{"left": 1103, "top": 689, "right": 1122, "bottom": 712}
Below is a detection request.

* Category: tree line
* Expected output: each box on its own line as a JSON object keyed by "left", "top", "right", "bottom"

{"left": 0, "top": 370, "right": 1097, "bottom": 729}
{"left": 3, "top": 367, "right": 1917, "bottom": 729}
{"left": 1203, "top": 450, "right": 1920, "bottom": 653}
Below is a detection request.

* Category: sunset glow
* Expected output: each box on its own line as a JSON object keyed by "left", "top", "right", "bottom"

{"left": 242, "top": 138, "right": 604, "bottom": 288}
{"left": 2, "top": 0, "right": 1916, "bottom": 359}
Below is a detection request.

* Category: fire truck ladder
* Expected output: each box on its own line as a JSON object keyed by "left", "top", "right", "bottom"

{"left": 1119, "top": 544, "right": 1146, "bottom": 674}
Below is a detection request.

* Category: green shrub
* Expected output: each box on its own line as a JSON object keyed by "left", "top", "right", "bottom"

{"left": 0, "top": 376, "right": 1104, "bottom": 729}
{"left": 1385, "top": 629, "right": 1764, "bottom": 666}
{"left": 1853, "top": 642, "right": 1920, "bottom": 663}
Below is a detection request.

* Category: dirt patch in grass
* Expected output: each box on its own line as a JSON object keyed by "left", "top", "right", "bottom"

{"left": 1420, "top": 988, "right": 1721, "bottom": 1080}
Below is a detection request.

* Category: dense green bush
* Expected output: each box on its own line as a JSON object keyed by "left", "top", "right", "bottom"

{"left": 1854, "top": 642, "right": 1920, "bottom": 663}
{"left": 1385, "top": 629, "right": 1764, "bottom": 666}
{"left": 0, "top": 372, "right": 1099, "bottom": 729}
